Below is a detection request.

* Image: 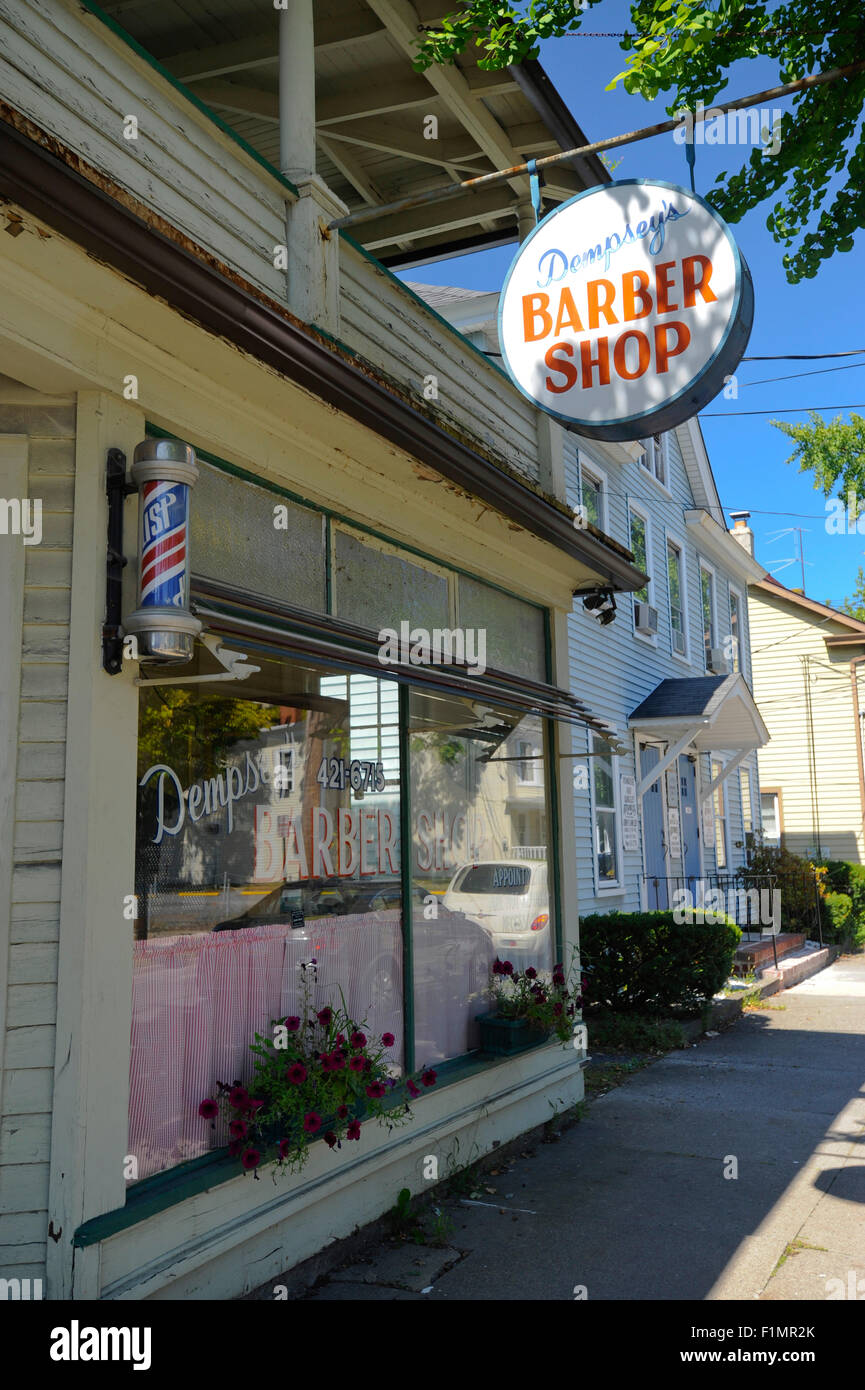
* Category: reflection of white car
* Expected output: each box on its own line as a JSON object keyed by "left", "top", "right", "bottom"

{"left": 443, "top": 860, "right": 550, "bottom": 966}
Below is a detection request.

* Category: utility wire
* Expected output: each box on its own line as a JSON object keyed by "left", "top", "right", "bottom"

{"left": 703, "top": 404, "right": 865, "bottom": 416}
{"left": 739, "top": 363, "right": 864, "bottom": 389}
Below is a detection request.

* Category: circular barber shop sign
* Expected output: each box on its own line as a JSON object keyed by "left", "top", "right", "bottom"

{"left": 498, "top": 179, "right": 753, "bottom": 441}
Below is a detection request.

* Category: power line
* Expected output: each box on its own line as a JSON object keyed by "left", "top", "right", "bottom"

{"left": 739, "top": 363, "right": 864, "bottom": 389}
{"left": 741, "top": 351, "right": 865, "bottom": 360}
{"left": 702, "top": 404, "right": 865, "bottom": 416}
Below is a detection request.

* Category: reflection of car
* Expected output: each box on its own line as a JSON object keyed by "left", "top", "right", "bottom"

{"left": 211, "top": 876, "right": 494, "bottom": 1041}
{"left": 212, "top": 877, "right": 398, "bottom": 930}
{"left": 443, "top": 860, "right": 550, "bottom": 967}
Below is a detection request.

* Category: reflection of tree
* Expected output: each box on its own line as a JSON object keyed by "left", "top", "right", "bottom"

{"left": 410, "top": 731, "right": 464, "bottom": 766}
{"left": 137, "top": 688, "right": 279, "bottom": 777}
{"left": 135, "top": 690, "right": 282, "bottom": 941}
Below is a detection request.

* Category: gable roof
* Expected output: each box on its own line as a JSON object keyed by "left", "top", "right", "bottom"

{"left": 753, "top": 575, "right": 865, "bottom": 634}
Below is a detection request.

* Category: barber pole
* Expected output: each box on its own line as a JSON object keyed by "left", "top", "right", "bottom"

{"left": 123, "top": 438, "right": 202, "bottom": 663}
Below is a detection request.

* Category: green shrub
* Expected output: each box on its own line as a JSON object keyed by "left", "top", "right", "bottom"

{"left": 744, "top": 841, "right": 820, "bottom": 934}
{"left": 580, "top": 910, "right": 741, "bottom": 1017}
{"left": 818, "top": 861, "right": 865, "bottom": 951}
{"left": 822, "top": 891, "right": 852, "bottom": 943}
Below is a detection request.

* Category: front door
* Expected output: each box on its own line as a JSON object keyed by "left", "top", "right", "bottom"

{"left": 640, "top": 744, "right": 668, "bottom": 908}
{"left": 679, "top": 755, "right": 701, "bottom": 897}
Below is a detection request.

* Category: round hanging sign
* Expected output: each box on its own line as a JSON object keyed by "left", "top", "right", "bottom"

{"left": 498, "top": 179, "right": 753, "bottom": 441}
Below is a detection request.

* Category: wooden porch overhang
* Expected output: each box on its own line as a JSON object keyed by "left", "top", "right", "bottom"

{"left": 628, "top": 674, "right": 769, "bottom": 801}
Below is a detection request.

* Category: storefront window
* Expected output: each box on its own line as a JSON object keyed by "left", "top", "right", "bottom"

{"left": 131, "top": 649, "right": 402, "bottom": 1178}
{"left": 131, "top": 642, "right": 558, "bottom": 1178}
{"left": 409, "top": 690, "right": 553, "bottom": 1063}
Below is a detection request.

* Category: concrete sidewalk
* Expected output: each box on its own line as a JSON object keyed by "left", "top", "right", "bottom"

{"left": 302, "top": 954, "right": 865, "bottom": 1301}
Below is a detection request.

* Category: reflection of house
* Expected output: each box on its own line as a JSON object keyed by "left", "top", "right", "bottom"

{"left": 729, "top": 529, "right": 865, "bottom": 862}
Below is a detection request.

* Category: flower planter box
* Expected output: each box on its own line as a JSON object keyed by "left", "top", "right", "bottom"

{"left": 476, "top": 1012, "right": 548, "bottom": 1056}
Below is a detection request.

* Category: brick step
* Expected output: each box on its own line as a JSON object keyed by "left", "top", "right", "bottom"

{"left": 733, "top": 933, "right": 807, "bottom": 975}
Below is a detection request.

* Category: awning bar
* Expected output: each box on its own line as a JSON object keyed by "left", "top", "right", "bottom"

{"left": 329, "top": 60, "right": 865, "bottom": 232}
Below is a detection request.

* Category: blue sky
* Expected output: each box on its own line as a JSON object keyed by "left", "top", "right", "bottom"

{"left": 399, "top": 6, "right": 865, "bottom": 608}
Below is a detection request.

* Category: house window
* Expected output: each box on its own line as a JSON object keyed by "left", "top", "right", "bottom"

{"left": 739, "top": 766, "right": 753, "bottom": 833}
{"left": 712, "top": 759, "right": 728, "bottom": 868}
{"left": 580, "top": 462, "right": 604, "bottom": 530}
{"left": 273, "top": 746, "right": 294, "bottom": 797}
{"left": 591, "top": 734, "right": 620, "bottom": 886}
{"left": 516, "top": 739, "right": 542, "bottom": 785}
{"left": 729, "top": 589, "right": 742, "bottom": 672}
{"left": 629, "top": 507, "right": 649, "bottom": 605}
{"left": 639, "top": 434, "right": 667, "bottom": 486}
{"left": 761, "top": 790, "right": 781, "bottom": 845}
{"left": 700, "top": 565, "right": 716, "bottom": 669}
{"left": 667, "top": 540, "right": 686, "bottom": 656}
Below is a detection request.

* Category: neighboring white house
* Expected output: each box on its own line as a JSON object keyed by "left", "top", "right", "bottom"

{"left": 412, "top": 285, "right": 771, "bottom": 915}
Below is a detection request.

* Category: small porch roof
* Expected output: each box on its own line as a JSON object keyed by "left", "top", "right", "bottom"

{"left": 628, "top": 674, "right": 769, "bottom": 752}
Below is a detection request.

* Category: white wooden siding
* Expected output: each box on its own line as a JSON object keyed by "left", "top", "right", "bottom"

{"left": 749, "top": 591, "right": 863, "bottom": 862}
{"left": 565, "top": 426, "right": 758, "bottom": 912}
{"left": 0, "top": 378, "right": 75, "bottom": 1286}
{"left": 339, "top": 241, "right": 541, "bottom": 482}
{"left": 0, "top": 0, "right": 287, "bottom": 300}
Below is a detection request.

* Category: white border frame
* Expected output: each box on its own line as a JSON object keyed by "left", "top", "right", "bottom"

{"left": 590, "top": 728, "right": 625, "bottom": 895}
{"left": 728, "top": 582, "right": 746, "bottom": 678}
{"left": 711, "top": 755, "right": 730, "bottom": 870}
{"left": 664, "top": 528, "right": 690, "bottom": 665}
{"left": 628, "top": 497, "right": 657, "bottom": 646}
{"left": 577, "top": 451, "right": 609, "bottom": 535}
{"left": 698, "top": 557, "right": 718, "bottom": 672}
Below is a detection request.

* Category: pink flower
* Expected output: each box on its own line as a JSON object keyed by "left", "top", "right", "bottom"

{"left": 287, "top": 1062, "right": 307, "bottom": 1086}
{"left": 278, "top": 1139, "right": 292, "bottom": 1160}
{"left": 337, "top": 1104, "right": 349, "bottom": 1119}
{"left": 303, "top": 1112, "right": 321, "bottom": 1133}
{"left": 346, "top": 1119, "right": 361, "bottom": 1141}
{"left": 350, "top": 1030, "right": 367, "bottom": 1049}
{"left": 421, "top": 1069, "right": 437, "bottom": 1088}
{"left": 366, "top": 1081, "right": 386, "bottom": 1099}
{"left": 525, "top": 967, "right": 537, "bottom": 980}
{"left": 198, "top": 1098, "right": 219, "bottom": 1121}
{"left": 349, "top": 1056, "right": 365, "bottom": 1073}
{"left": 284, "top": 1016, "right": 301, "bottom": 1032}
{"left": 241, "top": 1148, "right": 261, "bottom": 1170}
{"left": 317, "top": 1007, "right": 333, "bottom": 1027}
{"left": 247, "top": 1098, "right": 264, "bottom": 1113}
{"left": 229, "top": 1119, "right": 248, "bottom": 1139}
{"left": 229, "top": 1085, "right": 249, "bottom": 1110}
{"left": 382, "top": 1032, "right": 395, "bottom": 1047}
{"left": 324, "top": 1131, "right": 338, "bottom": 1149}
{"left": 407, "top": 1079, "right": 420, "bottom": 1099}
{"left": 327, "top": 1051, "right": 345, "bottom": 1071}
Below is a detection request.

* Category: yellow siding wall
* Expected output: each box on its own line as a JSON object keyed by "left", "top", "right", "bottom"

{"left": 748, "top": 588, "right": 864, "bottom": 862}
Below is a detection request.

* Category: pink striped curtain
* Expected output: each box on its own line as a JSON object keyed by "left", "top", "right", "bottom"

{"left": 129, "top": 914, "right": 403, "bottom": 1179}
